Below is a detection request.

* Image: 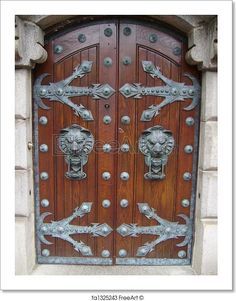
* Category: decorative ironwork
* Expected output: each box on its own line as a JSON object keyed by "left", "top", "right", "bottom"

{"left": 117, "top": 203, "right": 192, "bottom": 257}
{"left": 58, "top": 124, "right": 94, "bottom": 180}
{"left": 116, "top": 258, "right": 190, "bottom": 265}
{"left": 33, "top": 61, "right": 115, "bottom": 121}
{"left": 139, "top": 125, "right": 175, "bottom": 180}
{"left": 37, "top": 203, "right": 113, "bottom": 256}
{"left": 38, "top": 256, "right": 112, "bottom": 265}
{"left": 119, "top": 60, "right": 200, "bottom": 121}
{"left": 78, "top": 33, "right": 86, "bottom": 43}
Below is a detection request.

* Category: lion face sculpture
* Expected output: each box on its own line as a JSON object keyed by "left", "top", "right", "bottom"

{"left": 59, "top": 124, "right": 94, "bottom": 180}
{"left": 139, "top": 126, "right": 175, "bottom": 180}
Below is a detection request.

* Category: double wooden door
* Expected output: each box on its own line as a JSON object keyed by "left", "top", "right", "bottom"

{"left": 33, "top": 19, "right": 200, "bottom": 265}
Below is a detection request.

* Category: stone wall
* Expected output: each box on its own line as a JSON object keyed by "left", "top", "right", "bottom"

{"left": 15, "top": 15, "right": 217, "bottom": 275}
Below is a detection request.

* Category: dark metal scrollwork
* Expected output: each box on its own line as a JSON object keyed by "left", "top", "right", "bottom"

{"left": 37, "top": 203, "right": 113, "bottom": 256}
{"left": 33, "top": 61, "right": 115, "bottom": 121}
{"left": 139, "top": 125, "right": 175, "bottom": 180}
{"left": 117, "top": 203, "right": 192, "bottom": 257}
{"left": 119, "top": 60, "right": 200, "bottom": 121}
{"left": 58, "top": 124, "right": 94, "bottom": 180}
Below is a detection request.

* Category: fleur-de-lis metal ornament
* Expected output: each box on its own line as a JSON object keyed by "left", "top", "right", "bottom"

{"left": 119, "top": 61, "right": 200, "bottom": 121}
{"left": 117, "top": 203, "right": 192, "bottom": 256}
{"left": 37, "top": 202, "right": 113, "bottom": 256}
{"left": 33, "top": 61, "right": 115, "bottom": 121}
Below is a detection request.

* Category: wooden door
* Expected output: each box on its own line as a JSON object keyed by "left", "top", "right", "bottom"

{"left": 33, "top": 19, "right": 200, "bottom": 265}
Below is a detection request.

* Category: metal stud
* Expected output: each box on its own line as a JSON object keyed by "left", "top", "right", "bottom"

{"left": 120, "top": 172, "right": 129, "bottom": 181}
{"left": 42, "top": 249, "right": 50, "bottom": 257}
{"left": 102, "top": 199, "right": 111, "bottom": 208}
{"left": 181, "top": 199, "right": 190, "bottom": 208}
{"left": 81, "top": 246, "right": 90, "bottom": 255}
{"left": 81, "top": 204, "right": 90, "bottom": 212}
{"left": 41, "top": 199, "right": 49, "bottom": 208}
{"left": 102, "top": 172, "right": 111, "bottom": 180}
{"left": 119, "top": 249, "right": 128, "bottom": 257}
{"left": 149, "top": 33, "right": 158, "bottom": 43}
{"left": 103, "top": 144, "right": 112, "bottom": 153}
{"left": 123, "top": 27, "right": 131, "bottom": 36}
{"left": 178, "top": 250, "right": 186, "bottom": 258}
{"left": 185, "top": 117, "right": 195, "bottom": 126}
{"left": 123, "top": 56, "right": 132, "bottom": 65}
{"left": 173, "top": 46, "right": 181, "bottom": 56}
{"left": 101, "top": 250, "right": 110, "bottom": 258}
{"left": 119, "top": 226, "right": 128, "bottom": 236}
{"left": 120, "top": 199, "right": 129, "bottom": 208}
{"left": 104, "top": 28, "right": 112, "bottom": 37}
{"left": 54, "top": 44, "right": 63, "bottom": 54}
{"left": 103, "top": 87, "right": 112, "bottom": 97}
{"left": 183, "top": 172, "right": 192, "bottom": 181}
{"left": 40, "top": 144, "right": 48, "bottom": 153}
{"left": 121, "top": 116, "right": 130, "bottom": 125}
{"left": 102, "top": 226, "right": 110, "bottom": 235}
{"left": 184, "top": 145, "right": 193, "bottom": 154}
{"left": 78, "top": 33, "right": 86, "bottom": 43}
{"left": 103, "top": 115, "right": 112, "bottom": 124}
{"left": 104, "top": 57, "right": 112, "bottom": 67}
{"left": 40, "top": 172, "right": 48, "bottom": 180}
{"left": 39, "top": 116, "right": 48, "bottom": 125}
{"left": 120, "top": 144, "right": 130, "bottom": 152}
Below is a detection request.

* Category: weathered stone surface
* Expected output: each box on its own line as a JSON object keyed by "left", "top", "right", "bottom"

{"left": 201, "top": 71, "right": 217, "bottom": 121}
{"left": 198, "top": 121, "right": 217, "bottom": 171}
{"left": 192, "top": 218, "right": 217, "bottom": 275}
{"left": 15, "top": 169, "right": 33, "bottom": 217}
{"left": 15, "top": 119, "right": 32, "bottom": 169}
{"left": 15, "top": 69, "right": 31, "bottom": 119}
{"left": 32, "top": 265, "right": 195, "bottom": 275}
{"left": 196, "top": 170, "right": 217, "bottom": 218}
{"left": 15, "top": 16, "right": 47, "bottom": 69}
{"left": 15, "top": 214, "right": 35, "bottom": 275}
{"left": 186, "top": 17, "right": 217, "bottom": 70}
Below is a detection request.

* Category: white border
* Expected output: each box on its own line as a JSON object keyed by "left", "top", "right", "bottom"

{"left": 1, "top": 0, "right": 232, "bottom": 291}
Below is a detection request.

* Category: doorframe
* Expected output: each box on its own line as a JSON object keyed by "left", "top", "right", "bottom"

{"left": 15, "top": 15, "right": 217, "bottom": 275}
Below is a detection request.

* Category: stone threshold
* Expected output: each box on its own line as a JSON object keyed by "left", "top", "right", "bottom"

{"left": 31, "top": 264, "right": 196, "bottom": 275}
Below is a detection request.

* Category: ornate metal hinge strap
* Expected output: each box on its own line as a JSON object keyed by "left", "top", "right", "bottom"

{"left": 33, "top": 61, "right": 115, "bottom": 121}
{"left": 37, "top": 202, "right": 112, "bottom": 256}
{"left": 117, "top": 203, "right": 192, "bottom": 256}
{"left": 119, "top": 61, "right": 201, "bottom": 121}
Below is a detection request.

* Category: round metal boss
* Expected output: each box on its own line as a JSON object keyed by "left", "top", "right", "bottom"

{"left": 104, "top": 57, "right": 112, "bottom": 67}
{"left": 39, "top": 116, "right": 48, "bottom": 125}
{"left": 119, "top": 249, "right": 128, "bottom": 257}
{"left": 120, "top": 144, "right": 130, "bottom": 152}
{"left": 102, "top": 199, "right": 111, "bottom": 208}
{"left": 121, "top": 116, "right": 130, "bottom": 125}
{"left": 120, "top": 172, "right": 129, "bottom": 181}
{"left": 178, "top": 250, "right": 186, "bottom": 258}
{"left": 40, "top": 144, "right": 48, "bottom": 153}
{"left": 181, "top": 199, "right": 190, "bottom": 208}
{"left": 173, "top": 46, "right": 181, "bottom": 56}
{"left": 103, "top": 144, "right": 112, "bottom": 153}
{"left": 184, "top": 145, "right": 193, "bottom": 154}
{"left": 120, "top": 199, "right": 129, "bottom": 208}
{"left": 123, "top": 56, "right": 132, "bottom": 65}
{"left": 102, "top": 172, "right": 111, "bottom": 180}
{"left": 103, "top": 115, "right": 112, "bottom": 124}
{"left": 185, "top": 117, "right": 195, "bottom": 126}
{"left": 183, "top": 172, "right": 192, "bottom": 181}
{"left": 40, "top": 172, "right": 48, "bottom": 180}
{"left": 104, "top": 28, "right": 112, "bottom": 37}
{"left": 41, "top": 199, "right": 49, "bottom": 207}
{"left": 101, "top": 250, "right": 110, "bottom": 258}
{"left": 149, "top": 33, "right": 158, "bottom": 43}
{"left": 42, "top": 249, "right": 50, "bottom": 257}
{"left": 123, "top": 27, "right": 131, "bottom": 36}
{"left": 78, "top": 33, "right": 86, "bottom": 43}
{"left": 54, "top": 44, "right": 63, "bottom": 54}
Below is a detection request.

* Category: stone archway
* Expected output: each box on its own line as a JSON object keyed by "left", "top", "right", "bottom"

{"left": 15, "top": 15, "right": 217, "bottom": 275}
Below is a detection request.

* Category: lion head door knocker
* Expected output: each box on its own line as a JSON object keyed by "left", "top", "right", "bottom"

{"left": 138, "top": 126, "right": 175, "bottom": 180}
{"left": 58, "top": 124, "right": 94, "bottom": 180}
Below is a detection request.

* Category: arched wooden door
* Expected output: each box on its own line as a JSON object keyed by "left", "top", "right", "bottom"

{"left": 33, "top": 19, "right": 200, "bottom": 265}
